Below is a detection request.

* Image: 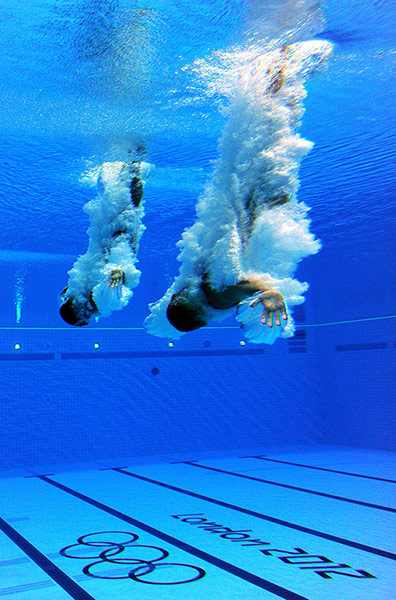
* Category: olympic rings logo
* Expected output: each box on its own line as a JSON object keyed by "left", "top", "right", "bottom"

{"left": 60, "top": 531, "right": 206, "bottom": 585}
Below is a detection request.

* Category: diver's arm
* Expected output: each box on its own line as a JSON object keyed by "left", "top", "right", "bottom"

{"left": 202, "top": 277, "right": 275, "bottom": 308}
{"left": 234, "top": 278, "right": 274, "bottom": 298}
{"left": 202, "top": 277, "right": 288, "bottom": 328}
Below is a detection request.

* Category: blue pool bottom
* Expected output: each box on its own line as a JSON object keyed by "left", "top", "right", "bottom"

{"left": 0, "top": 445, "right": 394, "bottom": 599}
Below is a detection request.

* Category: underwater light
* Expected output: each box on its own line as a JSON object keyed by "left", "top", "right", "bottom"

{"left": 168, "top": 342, "right": 175, "bottom": 348}
{"left": 240, "top": 340, "right": 247, "bottom": 346}
{"left": 93, "top": 343, "right": 100, "bottom": 349}
{"left": 14, "top": 343, "right": 21, "bottom": 350}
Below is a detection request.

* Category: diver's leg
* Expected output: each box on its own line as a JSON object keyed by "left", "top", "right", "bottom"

{"left": 129, "top": 166, "right": 144, "bottom": 207}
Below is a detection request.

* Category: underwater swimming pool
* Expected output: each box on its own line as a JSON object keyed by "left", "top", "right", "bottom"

{"left": 0, "top": 0, "right": 395, "bottom": 598}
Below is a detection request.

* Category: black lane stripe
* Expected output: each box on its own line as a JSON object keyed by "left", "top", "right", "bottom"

{"left": 114, "top": 468, "right": 396, "bottom": 561}
{"left": 182, "top": 462, "right": 396, "bottom": 513}
{"left": 0, "top": 516, "right": 96, "bottom": 600}
{"left": 243, "top": 455, "right": 396, "bottom": 484}
{"left": 37, "top": 476, "right": 309, "bottom": 600}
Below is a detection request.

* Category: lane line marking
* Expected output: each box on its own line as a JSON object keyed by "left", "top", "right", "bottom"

{"left": 113, "top": 468, "right": 396, "bottom": 561}
{"left": 181, "top": 462, "right": 396, "bottom": 513}
{"left": 0, "top": 517, "right": 96, "bottom": 600}
{"left": 242, "top": 455, "right": 396, "bottom": 484}
{"left": 37, "top": 475, "right": 310, "bottom": 600}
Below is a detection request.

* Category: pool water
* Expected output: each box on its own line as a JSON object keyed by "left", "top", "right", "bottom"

{"left": 0, "top": 1, "right": 395, "bottom": 598}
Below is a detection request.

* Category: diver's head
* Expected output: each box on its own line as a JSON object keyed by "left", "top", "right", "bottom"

{"left": 166, "top": 289, "right": 208, "bottom": 332}
{"left": 59, "top": 298, "right": 91, "bottom": 327}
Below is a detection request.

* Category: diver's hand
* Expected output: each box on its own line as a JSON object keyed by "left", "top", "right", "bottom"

{"left": 108, "top": 269, "right": 125, "bottom": 288}
{"left": 250, "top": 289, "right": 288, "bottom": 328}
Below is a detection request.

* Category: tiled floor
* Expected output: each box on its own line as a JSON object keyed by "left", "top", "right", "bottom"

{"left": 0, "top": 446, "right": 394, "bottom": 599}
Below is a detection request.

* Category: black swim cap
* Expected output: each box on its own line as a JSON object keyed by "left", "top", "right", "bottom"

{"left": 166, "top": 292, "right": 208, "bottom": 332}
{"left": 59, "top": 298, "right": 90, "bottom": 327}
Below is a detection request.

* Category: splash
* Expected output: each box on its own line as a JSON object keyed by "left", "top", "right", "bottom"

{"left": 245, "top": 0, "right": 326, "bottom": 44}
{"left": 145, "top": 6, "right": 333, "bottom": 343}
{"left": 190, "top": 0, "right": 327, "bottom": 100}
{"left": 65, "top": 160, "right": 151, "bottom": 323}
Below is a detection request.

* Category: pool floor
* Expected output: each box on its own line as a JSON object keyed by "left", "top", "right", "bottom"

{"left": 0, "top": 445, "right": 394, "bottom": 599}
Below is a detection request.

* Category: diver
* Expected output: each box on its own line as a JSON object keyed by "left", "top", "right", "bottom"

{"left": 59, "top": 157, "right": 151, "bottom": 326}
{"left": 166, "top": 277, "right": 288, "bottom": 333}
{"left": 144, "top": 39, "right": 333, "bottom": 344}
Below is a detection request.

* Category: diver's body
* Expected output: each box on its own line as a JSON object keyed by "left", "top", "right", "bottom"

{"left": 145, "top": 39, "right": 333, "bottom": 344}
{"left": 166, "top": 277, "right": 287, "bottom": 333}
{"left": 160, "top": 55, "right": 293, "bottom": 336}
{"left": 60, "top": 159, "right": 150, "bottom": 326}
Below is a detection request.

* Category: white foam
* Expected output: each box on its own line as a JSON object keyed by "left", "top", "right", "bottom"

{"left": 66, "top": 161, "right": 150, "bottom": 319}
{"left": 145, "top": 38, "right": 333, "bottom": 342}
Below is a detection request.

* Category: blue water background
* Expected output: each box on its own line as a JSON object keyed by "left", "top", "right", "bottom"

{"left": 0, "top": 0, "right": 395, "bottom": 468}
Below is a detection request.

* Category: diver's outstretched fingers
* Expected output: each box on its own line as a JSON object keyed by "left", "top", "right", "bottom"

{"left": 265, "top": 311, "right": 274, "bottom": 328}
{"left": 108, "top": 269, "right": 125, "bottom": 288}
{"left": 261, "top": 309, "right": 268, "bottom": 325}
{"left": 275, "top": 311, "right": 281, "bottom": 326}
{"left": 250, "top": 296, "right": 260, "bottom": 308}
{"left": 281, "top": 303, "right": 289, "bottom": 321}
